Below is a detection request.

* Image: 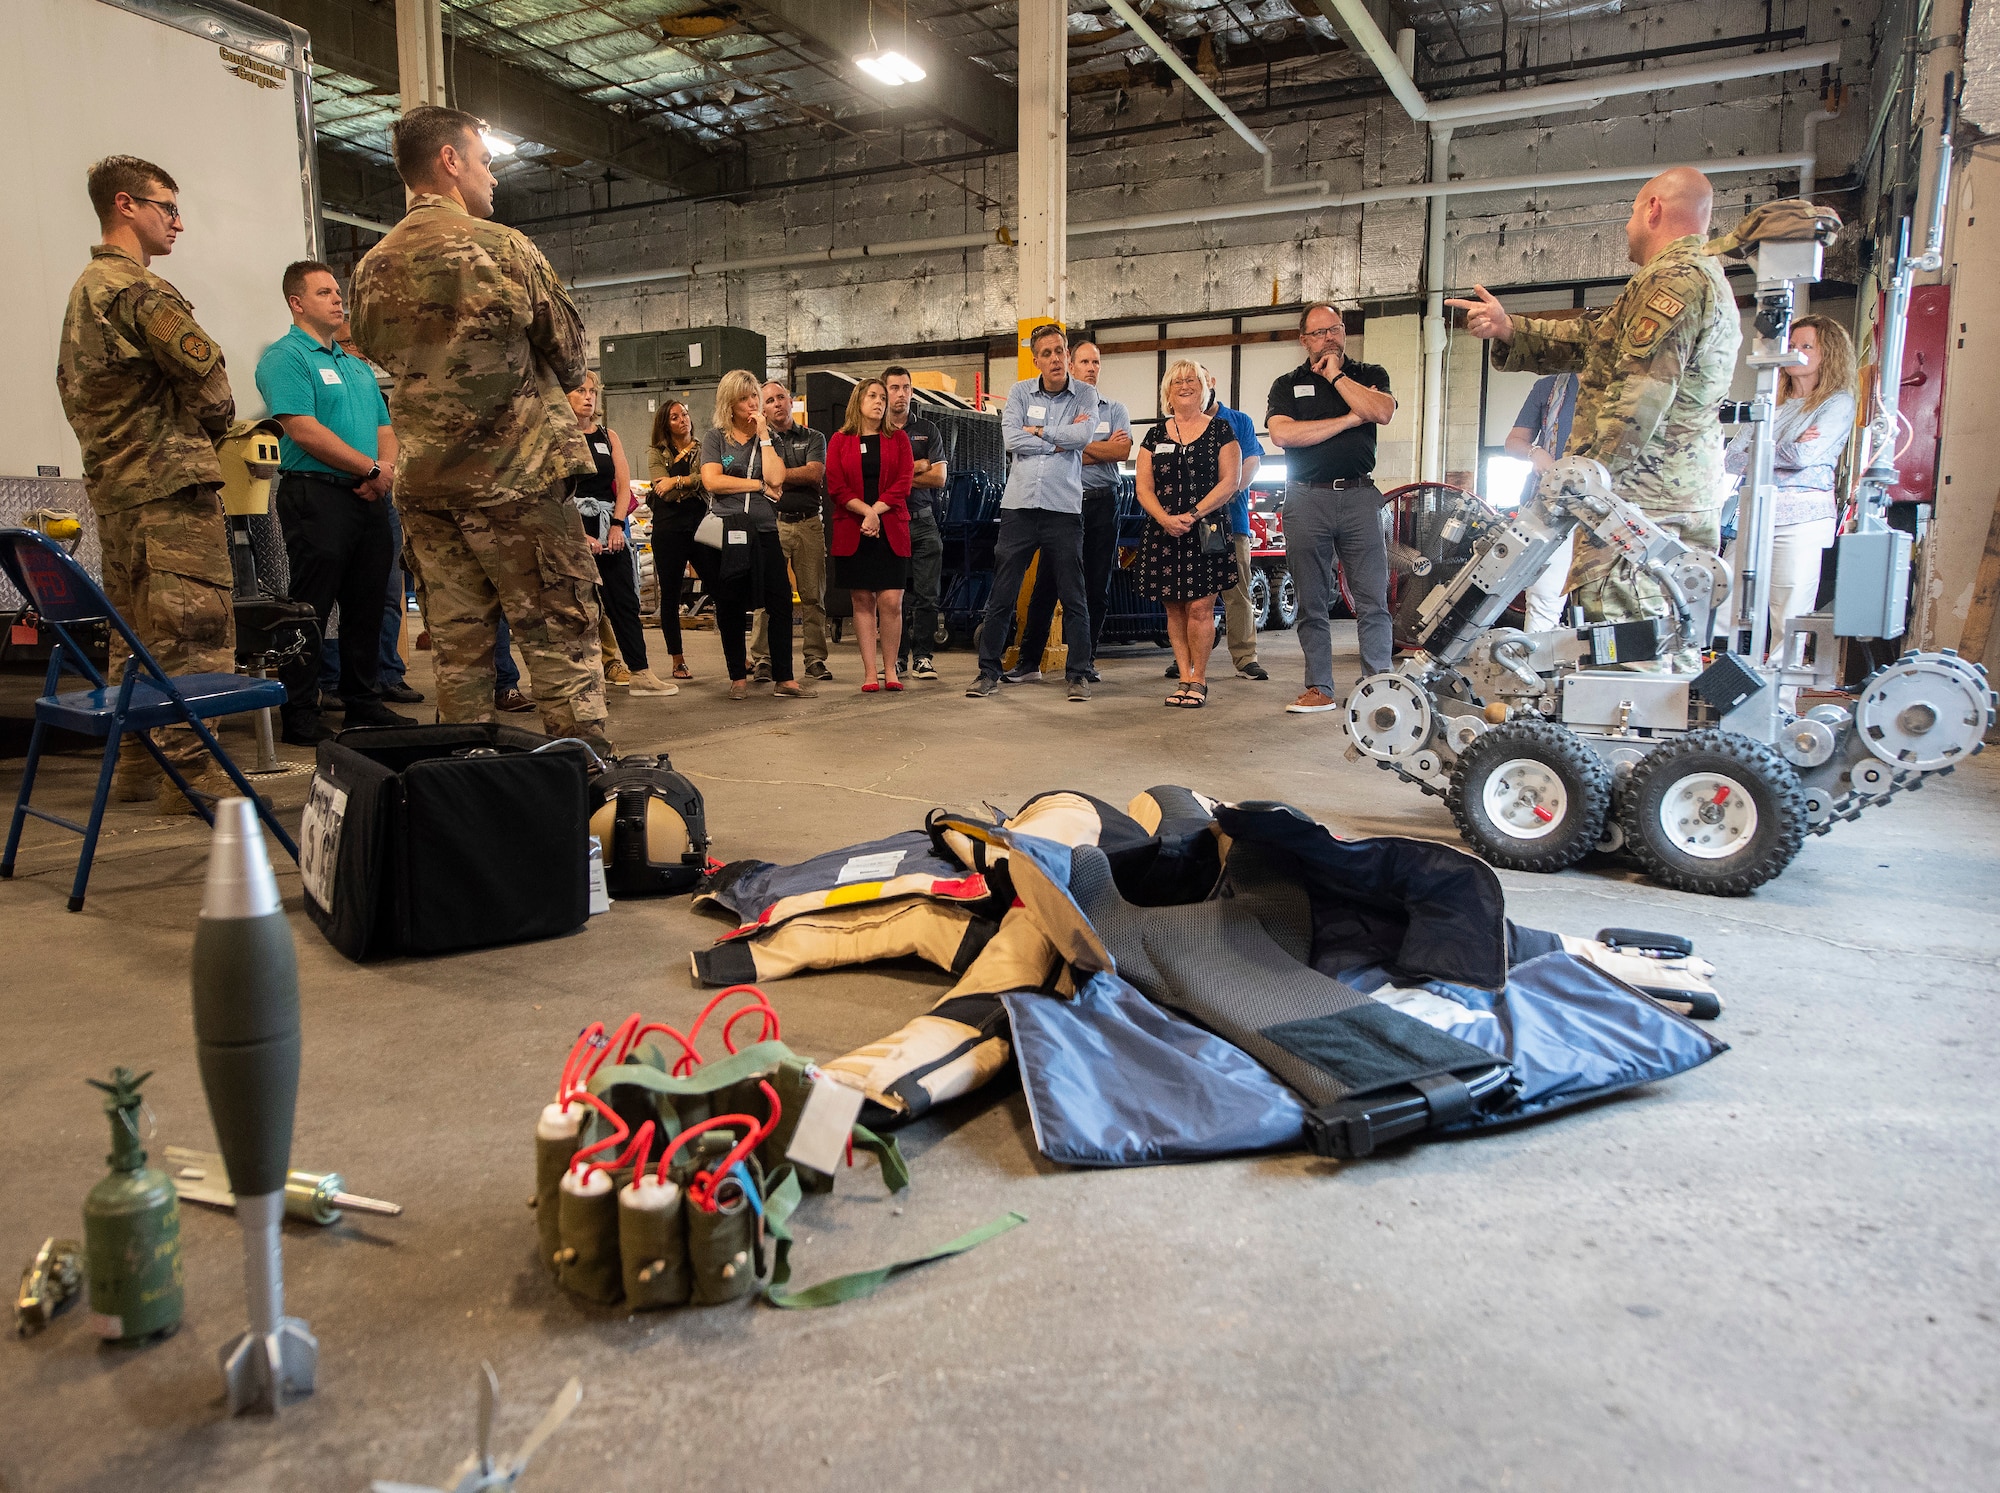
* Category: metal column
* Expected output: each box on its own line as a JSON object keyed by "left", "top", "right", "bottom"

{"left": 1015, "top": 0, "right": 1067, "bottom": 360}
{"left": 395, "top": 0, "right": 448, "bottom": 112}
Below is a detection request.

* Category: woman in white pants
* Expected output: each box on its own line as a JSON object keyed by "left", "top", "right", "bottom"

{"left": 1724, "top": 314, "right": 1857, "bottom": 657}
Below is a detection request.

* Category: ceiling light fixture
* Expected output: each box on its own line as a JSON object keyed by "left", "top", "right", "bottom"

{"left": 482, "top": 131, "right": 517, "bottom": 156}
{"left": 855, "top": 0, "right": 924, "bottom": 85}
{"left": 854, "top": 49, "right": 926, "bottom": 85}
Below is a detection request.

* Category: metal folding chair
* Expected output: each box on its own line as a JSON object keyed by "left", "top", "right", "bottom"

{"left": 0, "top": 528, "right": 297, "bottom": 911}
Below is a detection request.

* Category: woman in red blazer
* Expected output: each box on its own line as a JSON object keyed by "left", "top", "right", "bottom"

{"left": 827, "top": 378, "right": 915, "bottom": 691}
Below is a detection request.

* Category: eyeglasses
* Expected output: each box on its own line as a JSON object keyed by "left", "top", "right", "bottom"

{"left": 1301, "top": 325, "right": 1340, "bottom": 341}
{"left": 130, "top": 196, "right": 183, "bottom": 224}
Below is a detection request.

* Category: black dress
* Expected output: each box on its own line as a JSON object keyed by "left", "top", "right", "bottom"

{"left": 1137, "top": 417, "right": 1238, "bottom": 602}
{"left": 833, "top": 435, "right": 910, "bottom": 591}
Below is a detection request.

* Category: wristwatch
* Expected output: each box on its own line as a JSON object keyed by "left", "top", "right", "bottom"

{"left": 364, "top": 463, "right": 381, "bottom": 483}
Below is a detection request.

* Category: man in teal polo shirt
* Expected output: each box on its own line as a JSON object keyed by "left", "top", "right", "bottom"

{"left": 254, "top": 259, "right": 413, "bottom": 742}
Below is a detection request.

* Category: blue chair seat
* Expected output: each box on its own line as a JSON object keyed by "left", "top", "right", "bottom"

{"left": 38, "top": 674, "right": 287, "bottom": 735}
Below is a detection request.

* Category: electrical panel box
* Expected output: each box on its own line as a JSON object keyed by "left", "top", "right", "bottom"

{"left": 1878, "top": 284, "right": 1951, "bottom": 506}
{"left": 1832, "top": 527, "right": 1914, "bottom": 640}
{"left": 598, "top": 327, "right": 766, "bottom": 387}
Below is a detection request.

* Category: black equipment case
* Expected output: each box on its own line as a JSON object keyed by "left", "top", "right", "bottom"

{"left": 302, "top": 724, "right": 592, "bottom": 961}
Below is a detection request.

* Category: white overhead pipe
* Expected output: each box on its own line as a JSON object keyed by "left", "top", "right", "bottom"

{"left": 323, "top": 208, "right": 396, "bottom": 235}
{"left": 1099, "top": 0, "right": 1321, "bottom": 196}
{"left": 569, "top": 154, "right": 1813, "bottom": 291}
{"left": 1318, "top": 0, "right": 1841, "bottom": 126}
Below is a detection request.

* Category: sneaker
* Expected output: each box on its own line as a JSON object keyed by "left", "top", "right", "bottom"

{"left": 380, "top": 681, "right": 426, "bottom": 704}
{"left": 804, "top": 660, "right": 834, "bottom": 681}
{"left": 603, "top": 658, "right": 633, "bottom": 686}
{"left": 912, "top": 657, "right": 937, "bottom": 680}
{"left": 772, "top": 680, "right": 817, "bottom": 698}
{"left": 1001, "top": 666, "right": 1042, "bottom": 684}
{"left": 751, "top": 661, "right": 774, "bottom": 683}
{"left": 626, "top": 669, "right": 679, "bottom": 696}
{"left": 966, "top": 674, "right": 1000, "bottom": 698}
{"left": 1164, "top": 662, "right": 1181, "bottom": 679}
{"left": 1236, "top": 660, "right": 1269, "bottom": 681}
{"left": 495, "top": 687, "right": 534, "bottom": 713}
{"left": 1067, "top": 677, "right": 1091, "bottom": 702}
{"left": 1286, "top": 688, "right": 1341, "bottom": 714}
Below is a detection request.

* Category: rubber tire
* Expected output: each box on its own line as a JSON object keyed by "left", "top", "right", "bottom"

{"left": 1248, "top": 568, "right": 1272, "bottom": 630}
{"left": 1619, "top": 729, "right": 1808, "bottom": 897}
{"left": 1447, "top": 718, "right": 1613, "bottom": 873}
{"left": 1271, "top": 567, "right": 1299, "bottom": 629}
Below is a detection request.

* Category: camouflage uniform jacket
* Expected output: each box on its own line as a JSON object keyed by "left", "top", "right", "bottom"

{"left": 350, "top": 193, "right": 591, "bottom": 510}
{"left": 1494, "top": 234, "right": 1741, "bottom": 515}
{"left": 56, "top": 245, "right": 234, "bottom": 514}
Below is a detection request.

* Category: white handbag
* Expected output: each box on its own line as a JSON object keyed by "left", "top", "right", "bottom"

{"left": 692, "top": 512, "right": 725, "bottom": 549}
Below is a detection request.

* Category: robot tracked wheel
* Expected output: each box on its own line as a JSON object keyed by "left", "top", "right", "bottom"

{"left": 1445, "top": 719, "right": 1612, "bottom": 873}
{"left": 1618, "top": 730, "right": 1809, "bottom": 896}
{"left": 1344, "top": 673, "right": 1436, "bottom": 761}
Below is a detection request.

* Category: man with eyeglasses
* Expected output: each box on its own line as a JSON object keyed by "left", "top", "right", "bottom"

{"left": 56, "top": 155, "right": 240, "bottom": 813}
{"left": 1265, "top": 304, "right": 1398, "bottom": 715}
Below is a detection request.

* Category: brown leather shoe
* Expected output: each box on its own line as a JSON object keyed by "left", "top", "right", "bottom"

{"left": 1285, "top": 688, "right": 1341, "bottom": 715}
{"left": 495, "top": 687, "right": 534, "bottom": 713}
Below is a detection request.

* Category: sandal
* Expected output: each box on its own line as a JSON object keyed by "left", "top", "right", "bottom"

{"left": 1181, "top": 681, "right": 1208, "bottom": 709}
{"left": 671, "top": 661, "right": 694, "bottom": 680}
{"left": 1166, "top": 683, "right": 1193, "bottom": 707}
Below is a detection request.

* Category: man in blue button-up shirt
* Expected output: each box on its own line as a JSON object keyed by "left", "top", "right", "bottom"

{"left": 969, "top": 324, "right": 1101, "bottom": 700}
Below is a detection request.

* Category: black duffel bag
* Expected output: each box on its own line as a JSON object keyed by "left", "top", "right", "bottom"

{"left": 301, "top": 723, "right": 592, "bottom": 961}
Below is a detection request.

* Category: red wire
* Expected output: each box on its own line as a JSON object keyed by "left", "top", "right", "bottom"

{"left": 686, "top": 985, "right": 780, "bottom": 1056}
{"left": 567, "top": 1091, "right": 632, "bottom": 1174}
{"left": 686, "top": 1080, "right": 782, "bottom": 1213}
{"left": 721, "top": 1002, "right": 780, "bottom": 1054}
{"left": 585, "top": 1118, "right": 656, "bottom": 1185}
{"left": 601, "top": 1013, "right": 642, "bottom": 1067}
{"left": 558, "top": 1022, "right": 606, "bottom": 1102}
{"left": 653, "top": 1112, "right": 763, "bottom": 1187}
{"left": 625, "top": 1021, "right": 702, "bottom": 1072}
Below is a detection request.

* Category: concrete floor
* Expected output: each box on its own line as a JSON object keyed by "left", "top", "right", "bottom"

{"left": 2, "top": 620, "right": 1996, "bottom": 1493}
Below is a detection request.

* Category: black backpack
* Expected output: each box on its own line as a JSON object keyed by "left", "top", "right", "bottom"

{"left": 587, "top": 753, "right": 710, "bottom": 897}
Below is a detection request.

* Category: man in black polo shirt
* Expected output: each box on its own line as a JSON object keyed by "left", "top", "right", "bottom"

{"left": 1266, "top": 303, "right": 1398, "bottom": 714}
{"left": 884, "top": 366, "right": 947, "bottom": 680}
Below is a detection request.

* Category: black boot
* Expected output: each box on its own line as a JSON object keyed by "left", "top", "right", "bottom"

{"left": 281, "top": 710, "right": 333, "bottom": 747}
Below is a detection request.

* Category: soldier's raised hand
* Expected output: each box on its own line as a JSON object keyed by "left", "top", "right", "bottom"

{"left": 1444, "top": 284, "right": 1513, "bottom": 342}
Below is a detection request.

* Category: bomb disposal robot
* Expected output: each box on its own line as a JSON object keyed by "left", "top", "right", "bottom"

{"left": 1343, "top": 122, "right": 1991, "bottom": 895}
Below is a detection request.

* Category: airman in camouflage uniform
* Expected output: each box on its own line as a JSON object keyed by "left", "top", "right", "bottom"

{"left": 1450, "top": 167, "right": 1741, "bottom": 669}
{"left": 56, "top": 156, "right": 237, "bottom": 809}
{"left": 348, "top": 106, "right": 610, "bottom": 751}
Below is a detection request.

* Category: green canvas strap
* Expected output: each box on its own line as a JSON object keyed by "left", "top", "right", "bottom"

{"left": 850, "top": 1125, "right": 909, "bottom": 1193}
{"left": 589, "top": 1040, "right": 794, "bottom": 1101}
{"left": 763, "top": 1210, "right": 1027, "bottom": 1310}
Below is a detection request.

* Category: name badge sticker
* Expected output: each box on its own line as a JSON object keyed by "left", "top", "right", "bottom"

{"left": 1292, "top": 384, "right": 1316, "bottom": 398}
{"left": 1095, "top": 422, "right": 1111, "bottom": 435}
{"left": 319, "top": 368, "right": 343, "bottom": 386}
{"left": 1155, "top": 443, "right": 1177, "bottom": 454}
{"left": 1028, "top": 405, "right": 1047, "bottom": 419}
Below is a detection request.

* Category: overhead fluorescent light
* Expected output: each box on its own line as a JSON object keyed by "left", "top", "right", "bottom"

{"left": 481, "top": 131, "right": 517, "bottom": 156}
{"left": 855, "top": 50, "right": 926, "bottom": 85}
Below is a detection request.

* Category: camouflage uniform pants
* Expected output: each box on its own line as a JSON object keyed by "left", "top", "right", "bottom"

{"left": 1566, "top": 506, "right": 1722, "bottom": 672}
{"left": 96, "top": 484, "right": 235, "bottom": 772}
{"left": 399, "top": 491, "right": 611, "bottom": 749}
